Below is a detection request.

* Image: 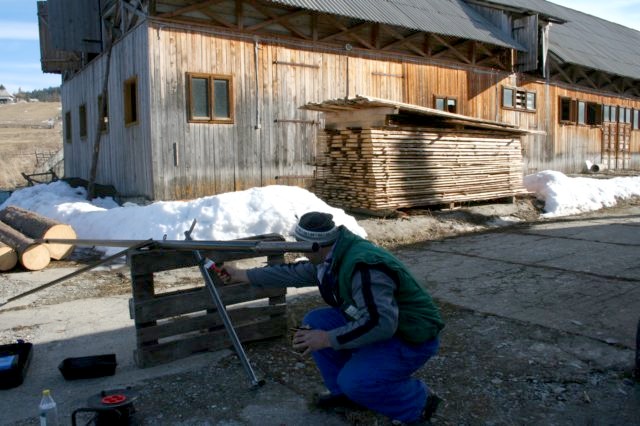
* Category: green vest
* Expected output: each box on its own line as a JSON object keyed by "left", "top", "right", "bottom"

{"left": 331, "top": 228, "right": 444, "bottom": 343}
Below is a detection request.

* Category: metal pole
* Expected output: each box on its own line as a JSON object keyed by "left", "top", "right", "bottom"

{"left": 0, "top": 240, "right": 153, "bottom": 307}
{"left": 38, "top": 238, "right": 318, "bottom": 254}
{"left": 184, "top": 220, "right": 265, "bottom": 388}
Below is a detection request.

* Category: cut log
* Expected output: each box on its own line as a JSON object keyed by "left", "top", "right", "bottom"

{"left": 0, "top": 241, "right": 18, "bottom": 271}
{"left": 0, "top": 205, "right": 76, "bottom": 260}
{"left": 0, "top": 221, "right": 50, "bottom": 271}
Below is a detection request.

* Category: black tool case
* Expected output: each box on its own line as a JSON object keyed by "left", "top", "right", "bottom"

{"left": 0, "top": 340, "right": 33, "bottom": 389}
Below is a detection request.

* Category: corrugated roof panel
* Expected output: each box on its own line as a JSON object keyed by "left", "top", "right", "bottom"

{"left": 266, "top": 0, "right": 524, "bottom": 49}
{"left": 480, "top": 0, "right": 640, "bottom": 80}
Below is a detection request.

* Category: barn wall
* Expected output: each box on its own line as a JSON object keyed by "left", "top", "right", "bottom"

{"left": 62, "top": 24, "right": 153, "bottom": 199}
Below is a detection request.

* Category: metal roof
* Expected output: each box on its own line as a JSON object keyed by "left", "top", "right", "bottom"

{"left": 475, "top": 0, "right": 640, "bottom": 80}
{"left": 267, "top": 0, "right": 525, "bottom": 50}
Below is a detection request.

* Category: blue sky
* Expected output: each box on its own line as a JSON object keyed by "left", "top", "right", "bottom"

{"left": 0, "top": 1, "right": 639, "bottom": 95}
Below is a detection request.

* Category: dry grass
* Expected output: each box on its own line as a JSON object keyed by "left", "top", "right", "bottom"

{"left": 0, "top": 101, "right": 62, "bottom": 189}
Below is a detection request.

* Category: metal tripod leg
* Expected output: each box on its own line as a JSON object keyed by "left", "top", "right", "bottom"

{"left": 184, "top": 220, "right": 264, "bottom": 388}
{"left": 194, "top": 250, "right": 265, "bottom": 388}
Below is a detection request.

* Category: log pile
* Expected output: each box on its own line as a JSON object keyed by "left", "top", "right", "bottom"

{"left": 0, "top": 206, "right": 76, "bottom": 271}
{"left": 313, "top": 127, "right": 526, "bottom": 213}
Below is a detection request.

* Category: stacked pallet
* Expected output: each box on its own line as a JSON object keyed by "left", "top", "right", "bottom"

{"left": 0, "top": 206, "right": 76, "bottom": 271}
{"left": 313, "top": 127, "right": 526, "bottom": 212}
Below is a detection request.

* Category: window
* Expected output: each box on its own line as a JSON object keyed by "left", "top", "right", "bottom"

{"left": 79, "top": 104, "right": 87, "bottom": 139}
{"left": 610, "top": 106, "right": 617, "bottom": 122}
{"left": 625, "top": 107, "right": 632, "bottom": 124}
{"left": 64, "top": 111, "right": 72, "bottom": 143}
{"left": 603, "top": 105, "right": 610, "bottom": 122}
{"left": 124, "top": 77, "right": 138, "bottom": 126}
{"left": 187, "top": 73, "right": 234, "bottom": 123}
{"left": 586, "top": 103, "right": 602, "bottom": 125}
{"left": 577, "top": 101, "right": 586, "bottom": 125}
{"left": 503, "top": 87, "right": 514, "bottom": 108}
{"left": 633, "top": 110, "right": 639, "bottom": 130}
{"left": 559, "top": 97, "right": 574, "bottom": 123}
{"left": 503, "top": 86, "right": 536, "bottom": 111}
{"left": 98, "top": 92, "right": 109, "bottom": 133}
{"left": 434, "top": 96, "right": 457, "bottom": 113}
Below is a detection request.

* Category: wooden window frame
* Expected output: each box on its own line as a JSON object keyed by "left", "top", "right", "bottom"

{"left": 64, "top": 111, "right": 72, "bottom": 144}
{"left": 186, "top": 73, "right": 234, "bottom": 124}
{"left": 124, "top": 76, "right": 138, "bottom": 127}
{"left": 585, "top": 102, "right": 602, "bottom": 126}
{"left": 434, "top": 96, "right": 458, "bottom": 114}
{"left": 559, "top": 97, "right": 575, "bottom": 124}
{"left": 98, "top": 92, "right": 109, "bottom": 133}
{"left": 503, "top": 86, "right": 536, "bottom": 112}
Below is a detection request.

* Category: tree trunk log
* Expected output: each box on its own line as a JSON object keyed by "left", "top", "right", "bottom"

{"left": 0, "top": 240, "right": 17, "bottom": 271}
{"left": 0, "top": 206, "right": 76, "bottom": 260}
{"left": 0, "top": 221, "right": 50, "bottom": 271}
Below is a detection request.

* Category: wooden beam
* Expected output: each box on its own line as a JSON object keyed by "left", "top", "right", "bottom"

{"left": 157, "top": 0, "right": 225, "bottom": 19}
{"left": 319, "top": 17, "right": 373, "bottom": 49}
{"left": 245, "top": 2, "right": 310, "bottom": 39}
{"left": 431, "top": 35, "right": 471, "bottom": 64}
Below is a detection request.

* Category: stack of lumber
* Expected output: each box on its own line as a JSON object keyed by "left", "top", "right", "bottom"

{"left": 313, "top": 127, "right": 526, "bottom": 212}
{"left": 0, "top": 206, "right": 76, "bottom": 271}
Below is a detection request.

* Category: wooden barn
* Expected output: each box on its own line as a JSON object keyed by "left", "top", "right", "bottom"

{"left": 37, "top": 0, "right": 640, "bottom": 203}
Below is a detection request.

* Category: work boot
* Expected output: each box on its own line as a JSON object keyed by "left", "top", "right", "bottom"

{"left": 393, "top": 392, "right": 444, "bottom": 425}
{"left": 421, "top": 392, "right": 442, "bottom": 422}
{"left": 313, "top": 392, "right": 360, "bottom": 410}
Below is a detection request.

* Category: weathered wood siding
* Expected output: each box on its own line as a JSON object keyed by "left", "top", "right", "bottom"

{"left": 62, "top": 24, "right": 153, "bottom": 198}
{"left": 62, "top": 20, "right": 640, "bottom": 202}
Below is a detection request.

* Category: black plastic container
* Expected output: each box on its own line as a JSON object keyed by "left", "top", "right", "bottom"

{"left": 0, "top": 340, "right": 33, "bottom": 389}
{"left": 58, "top": 354, "right": 117, "bottom": 380}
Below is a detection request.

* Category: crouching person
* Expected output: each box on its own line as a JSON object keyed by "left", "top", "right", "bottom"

{"left": 223, "top": 212, "right": 445, "bottom": 424}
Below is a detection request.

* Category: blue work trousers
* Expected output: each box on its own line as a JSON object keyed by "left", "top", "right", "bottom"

{"left": 303, "top": 307, "right": 439, "bottom": 423}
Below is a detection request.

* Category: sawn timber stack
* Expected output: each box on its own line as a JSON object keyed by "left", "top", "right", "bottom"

{"left": 304, "top": 96, "right": 530, "bottom": 213}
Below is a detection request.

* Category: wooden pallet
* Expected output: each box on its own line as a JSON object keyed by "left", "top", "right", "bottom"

{"left": 128, "top": 237, "right": 287, "bottom": 368}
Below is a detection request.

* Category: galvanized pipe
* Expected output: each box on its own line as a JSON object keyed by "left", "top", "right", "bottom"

{"left": 38, "top": 238, "right": 319, "bottom": 253}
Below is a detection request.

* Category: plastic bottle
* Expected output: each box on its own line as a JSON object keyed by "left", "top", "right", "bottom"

{"left": 39, "top": 389, "right": 58, "bottom": 426}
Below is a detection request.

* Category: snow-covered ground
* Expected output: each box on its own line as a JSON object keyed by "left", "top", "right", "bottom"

{"left": 1, "top": 170, "right": 639, "bottom": 256}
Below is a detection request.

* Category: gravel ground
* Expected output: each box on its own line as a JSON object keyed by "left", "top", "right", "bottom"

{"left": 2, "top": 195, "right": 639, "bottom": 425}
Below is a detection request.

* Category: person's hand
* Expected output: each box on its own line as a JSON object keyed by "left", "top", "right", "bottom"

{"left": 220, "top": 264, "right": 248, "bottom": 284}
{"left": 292, "top": 328, "right": 331, "bottom": 356}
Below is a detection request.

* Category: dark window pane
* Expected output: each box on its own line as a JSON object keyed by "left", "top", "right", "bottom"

{"left": 213, "top": 79, "right": 230, "bottom": 118}
{"left": 560, "top": 98, "right": 572, "bottom": 122}
{"left": 191, "top": 77, "right": 210, "bottom": 118}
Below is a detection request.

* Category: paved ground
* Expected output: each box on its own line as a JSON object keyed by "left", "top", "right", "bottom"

{"left": 0, "top": 204, "right": 639, "bottom": 425}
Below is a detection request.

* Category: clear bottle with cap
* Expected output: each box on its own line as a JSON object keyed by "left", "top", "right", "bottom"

{"left": 39, "top": 389, "right": 58, "bottom": 426}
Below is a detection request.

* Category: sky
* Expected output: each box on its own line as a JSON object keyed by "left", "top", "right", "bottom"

{"left": 1, "top": 171, "right": 639, "bottom": 257}
{"left": 1, "top": 1, "right": 640, "bottom": 94}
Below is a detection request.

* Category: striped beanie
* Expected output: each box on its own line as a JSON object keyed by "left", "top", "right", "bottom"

{"left": 294, "top": 212, "right": 339, "bottom": 246}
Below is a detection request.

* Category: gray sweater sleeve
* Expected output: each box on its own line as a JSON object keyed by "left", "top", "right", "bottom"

{"left": 328, "top": 268, "right": 399, "bottom": 350}
{"left": 246, "top": 261, "right": 318, "bottom": 288}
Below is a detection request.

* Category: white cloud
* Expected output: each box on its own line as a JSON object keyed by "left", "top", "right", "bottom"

{"left": 0, "top": 21, "right": 39, "bottom": 40}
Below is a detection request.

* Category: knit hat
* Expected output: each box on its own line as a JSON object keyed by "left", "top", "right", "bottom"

{"left": 294, "top": 212, "right": 339, "bottom": 246}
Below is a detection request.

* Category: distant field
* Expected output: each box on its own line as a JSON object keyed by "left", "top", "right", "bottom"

{"left": 0, "top": 102, "right": 62, "bottom": 190}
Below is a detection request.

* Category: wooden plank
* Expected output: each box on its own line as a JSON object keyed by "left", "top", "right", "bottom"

{"left": 134, "top": 315, "right": 287, "bottom": 367}
{"left": 136, "top": 304, "right": 286, "bottom": 343}
{"left": 132, "top": 283, "right": 285, "bottom": 323}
